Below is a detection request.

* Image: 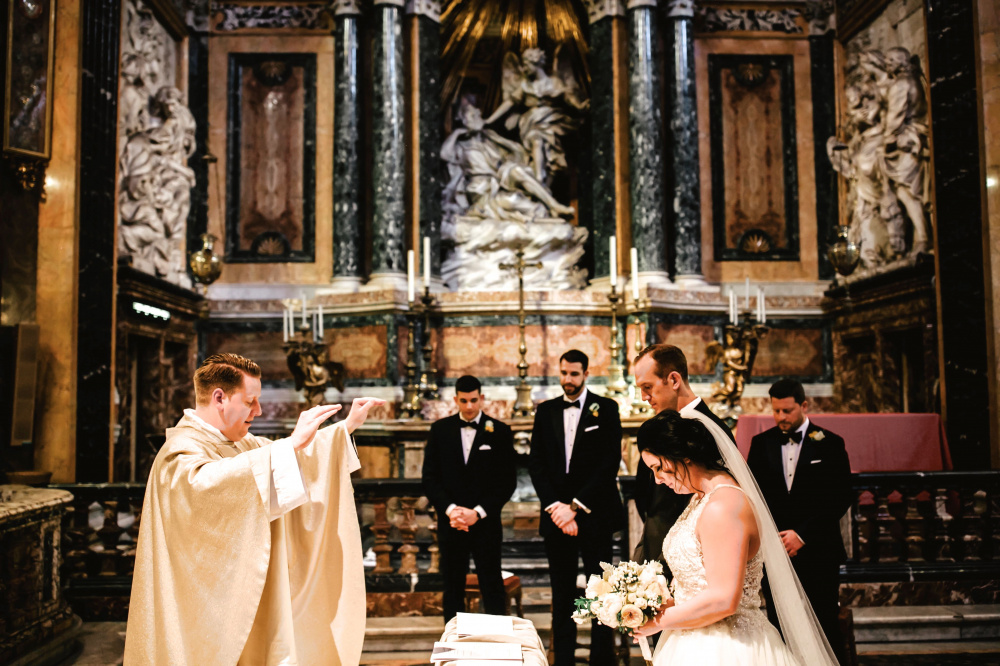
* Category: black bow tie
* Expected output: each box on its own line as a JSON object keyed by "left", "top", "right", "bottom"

{"left": 461, "top": 420, "right": 481, "bottom": 431}
{"left": 563, "top": 400, "right": 582, "bottom": 410}
{"left": 786, "top": 430, "right": 803, "bottom": 444}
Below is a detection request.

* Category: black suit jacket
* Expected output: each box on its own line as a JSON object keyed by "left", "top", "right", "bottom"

{"left": 529, "top": 391, "right": 625, "bottom": 537}
{"left": 422, "top": 413, "right": 516, "bottom": 526}
{"left": 633, "top": 400, "right": 735, "bottom": 564}
{"left": 747, "top": 421, "right": 853, "bottom": 565}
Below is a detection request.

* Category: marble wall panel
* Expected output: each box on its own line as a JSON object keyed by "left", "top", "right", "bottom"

{"left": 843, "top": 0, "right": 927, "bottom": 66}
{"left": 753, "top": 327, "right": 825, "bottom": 377}
{"left": 436, "top": 324, "right": 612, "bottom": 379}
{"left": 207, "top": 35, "right": 333, "bottom": 284}
{"left": 323, "top": 325, "right": 389, "bottom": 379}
{"left": 696, "top": 38, "right": 819, "bottom": 282}
{"left": 653, "top": 323, "right": 718, "bottom": 376}
{"left": 203, "top": 330, "right": 290, "bottom": 381}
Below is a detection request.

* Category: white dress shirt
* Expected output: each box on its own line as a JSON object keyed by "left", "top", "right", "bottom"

{"left": 563, "top": 387, "right": 587, "bottom": 473}
{"left": 679, "top": 396, "right": 703, "bottom": 416}
{"left": 184, "top": 409, "right": 307, "bottom": 522}
{"left": 782, "top": 418, "right": 810, "bottom": 491}
{"left": 447, "top": 412, "right": 487, "bottom": 520}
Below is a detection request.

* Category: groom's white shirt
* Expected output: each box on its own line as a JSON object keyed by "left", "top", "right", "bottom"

{"left": 782, "top": 417, "right": 811, "bottom": 491}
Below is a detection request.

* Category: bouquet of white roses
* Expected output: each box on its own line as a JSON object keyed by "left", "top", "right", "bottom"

{"left": 572, "top": 560, "right": 671, "bottom": 661}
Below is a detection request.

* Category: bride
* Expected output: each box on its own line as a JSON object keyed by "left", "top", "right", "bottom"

{"left": 632, "top": 410, "right": 840, "bottom": 666}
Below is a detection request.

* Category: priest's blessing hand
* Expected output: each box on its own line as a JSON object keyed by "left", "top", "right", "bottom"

{"left": 290, "top": 404, "right": 344, "bottom": 451}
{"left": 344, "top": 397, "right": 386, "bottom": 434}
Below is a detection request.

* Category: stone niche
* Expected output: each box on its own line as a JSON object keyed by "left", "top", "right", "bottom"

{"left": 0, "top": 486, "right": 77, "bottom": 665}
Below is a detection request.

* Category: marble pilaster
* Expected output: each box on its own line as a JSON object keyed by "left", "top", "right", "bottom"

{"left": 76, "top": 0, "right": 122, "bottom": 482}
{"left": 409, "top": 1, "right": 443, "bottom": 286}
{"left": 663, "top": 0, "right": 704, "bottom": 285}
{"left": 806, "top": 0, "right": 837, "bottom": 280}
{"left": 925, "top": 0, "right": 990, "bottom": 468}
{"left": 368, "top": 0, "right": 408, "bottom": 289}
{"left": 626, "top": 0, "right": 671, "bottom": 287}
{"left": 332, "top": 4, "right": 364, "bottom": 291}
{"left": 586, "top": 7, "right": 623, "bottom": 284}
{"left": 186, "top": 28, "right": 211, "bottom": 276}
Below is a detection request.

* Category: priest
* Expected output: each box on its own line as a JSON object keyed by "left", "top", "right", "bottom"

{"left": 125, "top": 352, "right": 384, "bottom": 665}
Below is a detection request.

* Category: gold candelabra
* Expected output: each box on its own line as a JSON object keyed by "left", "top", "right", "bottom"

{"left": 500, "top": 248, "right": 542, "bottom": 417}
{"left": 400, "top": 308, "right": 422, "bottom": 418}
{"left": 629, "top": 299, "right": 651, "bottom": 416}
{"left": 706, "top": 308, "right": 769, "bottom": 424}
{"left": 418, "top": 286, "right": 439, "bottom": 399}
{"left": 605, "top": 284, "right": 628, "bottom": 398}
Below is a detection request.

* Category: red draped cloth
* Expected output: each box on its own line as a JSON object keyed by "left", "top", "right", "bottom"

{"left": 734, "top": 414, "right": 953, "bottom": 472}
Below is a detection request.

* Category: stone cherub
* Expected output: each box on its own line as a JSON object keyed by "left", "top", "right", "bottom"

{"left": 285, "top": 344, "right": 346, "bottom": 409}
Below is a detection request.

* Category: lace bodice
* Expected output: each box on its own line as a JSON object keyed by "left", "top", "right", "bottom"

{"left": 662, "top": 484, "right": 768, "bottom": 635}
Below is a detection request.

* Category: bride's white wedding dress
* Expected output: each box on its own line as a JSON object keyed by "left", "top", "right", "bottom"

{"left": 652, "top": 484, "right": 800, "bottom": 665}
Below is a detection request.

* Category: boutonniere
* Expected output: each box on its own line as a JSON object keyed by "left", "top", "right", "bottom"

{"left": 588, "top": 403, "right": 600, "bottom": 418}
{"left": 809, "top": 430, "right": 825, "bottom": 441}
{"left": 485, "top": 420, "right": 494, "bottom": 433}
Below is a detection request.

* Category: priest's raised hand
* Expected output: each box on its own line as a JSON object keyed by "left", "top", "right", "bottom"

{"left": 125, "top": 353, "right": 384, "bottom": 666}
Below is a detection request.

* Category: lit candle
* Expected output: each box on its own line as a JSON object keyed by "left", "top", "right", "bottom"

{"left": 423, "top": 236, "right": 431, "bottom": 288}
{"left": 631, "top": 247, "right": 640, "bottom": 301}
{"left": 407, "top": 250, "right": 415, "bottom": 303}
{"left": 609, "top": 236, "right": 617, "bottom": 288}
{"left": 318, "top": 304, "right": 324, "bottom": 338}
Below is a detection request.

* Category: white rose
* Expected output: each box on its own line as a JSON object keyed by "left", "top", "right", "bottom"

{"left": 636, "top": 598, "right": 647, "bottom": 609}
{"left": 638, "top": 566, "right": 656, "bottom": 586}
{"left": 620, "top": 604, "right": 645, "bottom": 629}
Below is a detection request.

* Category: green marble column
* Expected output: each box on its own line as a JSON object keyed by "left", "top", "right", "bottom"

{"left": 369, "top": 0, "right": 408, "bottom": 288}
{"left": 627, "top": 0, "right": 671, "bottom": 287}
{"left": 664, "top": 0, "right": 704, "bottom": 285}
{"left": 587, "top": 2, "right": 625, "bottom": 286}
{"left": 332, "top": 1, "right": 363, "bottom": 290}
{"left": 407, "top": 0, "right": 443, "bottom": 286}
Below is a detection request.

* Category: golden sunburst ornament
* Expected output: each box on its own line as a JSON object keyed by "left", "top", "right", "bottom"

{"left": 739, "top": 230, "right": 773, "bottom": 254}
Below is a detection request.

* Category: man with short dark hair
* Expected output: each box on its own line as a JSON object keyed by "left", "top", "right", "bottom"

{"left": 748, "top": 378, "right": 852, "bottom": 665}
{"left": 631, "top": 344, "right": 734, "bottom": 563}
{"left": 422, "top": 375, "right": 516, "bottom": 620}
{"left": 126, "top": 353, "right": 384, "bottom": 665}
{"left": 529, "top": 350, "right": 623, "bottom": 666}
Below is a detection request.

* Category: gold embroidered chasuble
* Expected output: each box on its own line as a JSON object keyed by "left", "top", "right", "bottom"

{"left": 124, "top": 413, "right": 365, "bottom": 665}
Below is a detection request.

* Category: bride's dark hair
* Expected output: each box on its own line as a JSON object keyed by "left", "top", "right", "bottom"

{"left": 637, "top": 410, "right": 728, "bottom": 478}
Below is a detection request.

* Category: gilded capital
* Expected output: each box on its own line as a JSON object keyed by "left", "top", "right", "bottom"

{"left": 665, "top": 0, "right": 694, "bottom": 18}
{"left": 405, "top": 0, "right": 440, "bottom": 20}
{"left": 583, "top": 0, "right": 625, "bottom": 23}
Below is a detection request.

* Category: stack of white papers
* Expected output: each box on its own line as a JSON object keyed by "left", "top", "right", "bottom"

{"left": 430, "top": 642, "right": 522, "bottom": 662}
{"left": 455, "top": 612, "right": 515, "bottom": 637}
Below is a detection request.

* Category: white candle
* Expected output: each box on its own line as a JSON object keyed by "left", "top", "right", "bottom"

{"left": 318, "top": 304, "right": 324, "bottom": 337}
{"left": 760, "top": 288, "right": 766, "bottom": 324}
{"left": 609, "top": 236, "right": 617, "bottom": 288}
{"left": 313, "top": 312, "right": 319, "bottom": 343}
{"left": 407, "top": 250, "right": 416, "bottom": 303}
{"left": 744, "top": 277, "right": 750, "bottom": 311}
{"left": 423, "top": 236, "right": 431, "bottom": 288}
{"left": 630, "top": 247, "right": 640, "bottom": 301}
{"left": 301, "top": 293, "right": 307, "bottom": 326}
{"left": 729, "top": 291, "right": 736, "bottom": 325}
{"left": 283, "top": 307, "right": 289, "bottom": 342}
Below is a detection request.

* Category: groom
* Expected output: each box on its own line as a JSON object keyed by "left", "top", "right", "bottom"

{"left": 529, "top": 349, "right": 623, "bottom": 666}
{"left": 632, "top": 344, "right": 734, "bottom": 565}
{"left": 747, "top": 379, "right": 852, "bottom": 665}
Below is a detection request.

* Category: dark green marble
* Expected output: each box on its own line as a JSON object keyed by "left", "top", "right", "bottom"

{"left": 417, "top": 15, "right": 442, "bottom": 278}
{"left": 809, "top": 32, "right": 837, "bottom": 279}
{"left": 371, "top": 4, "right": 407, "bottom": 275}
{"left": 334, "top": 14, "right": 363, "bottom": 278}
{"left": 627, "top": 6, "right": 667, "bottom": 275}
{"left": 588, "top": 17, "right": 616, "bottom": 282}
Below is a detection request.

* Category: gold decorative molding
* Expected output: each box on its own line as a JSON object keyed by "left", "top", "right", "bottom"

{"left": 3, "top": 153, "right": 48, "bottom": 199}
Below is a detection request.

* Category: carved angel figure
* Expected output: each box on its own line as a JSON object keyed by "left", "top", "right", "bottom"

{"left": 285, "top": 344, "right": 346, "bottom": 409}
{"left": 704, "top": 326, "right": 765, "bottom": 419}
{"left": 484, "top": 47, "right": 589, "bottom": 186}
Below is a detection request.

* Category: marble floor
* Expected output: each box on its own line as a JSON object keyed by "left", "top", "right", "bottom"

{"left": 52, "top": 621, "right": 1000, "bottom": 666}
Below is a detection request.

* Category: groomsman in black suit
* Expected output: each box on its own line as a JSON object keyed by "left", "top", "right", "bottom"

{"left": 422, "top": 375, "right": 516, "bottom": 621}
{"left": 529, "top": 350, "right": 623, "bottom": 666}
{"left": 747, "top": 379, "right": 852, "bottom": 665}
{"left": 631, "top": 344, "right": 734, "bottom": 565}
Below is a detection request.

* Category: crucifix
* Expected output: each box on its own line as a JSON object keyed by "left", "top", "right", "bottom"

{"left": 500, "top": 248, "right": 542, "bottom": 417}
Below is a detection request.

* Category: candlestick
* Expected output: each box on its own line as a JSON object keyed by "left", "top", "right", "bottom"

{"left": 609, "top": 236, "right": 617, "bottom": 288}
{"left": 630, "top": 247, "right": 640, "bottom": 302}
{"left": 407, "top": 250, "right": 416, "bottom": 303}
{"left": 423, "top": 236, "right": 431, "bottom": 288}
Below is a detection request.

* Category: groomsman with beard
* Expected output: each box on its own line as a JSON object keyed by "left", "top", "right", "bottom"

{"left": 422, "top": 375, "right": 516, "bottom": 621}
{"left": 747, "top": 379, "right": 852, "bottom": 665}
{"left": 529, "top": 350, "right": 623, "bottom": 666}
{"left": 631, "top": 344, "right": 734, "bottom": 564}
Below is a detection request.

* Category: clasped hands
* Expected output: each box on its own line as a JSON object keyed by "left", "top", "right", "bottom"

{"left": 288, "top": 397, "right": 385, "bottom": 451}
{"left": 547, "top": 501, "right": 578, "bottom": 536}
{"left": 447, "top": 506, "right": 480, "bottom": 532}
{"left": 779, "top": 530, "right": 804, "bottom": 557}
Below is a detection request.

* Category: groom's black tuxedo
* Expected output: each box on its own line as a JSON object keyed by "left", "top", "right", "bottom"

{"left": 633, "top": 399, "right": 734, "bottom": 567}
{"left": 747, "top": 420, "right": 853, "bottom": 665}
{"left": 529, "top": 390, "right": 623, "bottom": 666}
{"left": 422, "top": 412, "right": 516, "bottom": 620}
